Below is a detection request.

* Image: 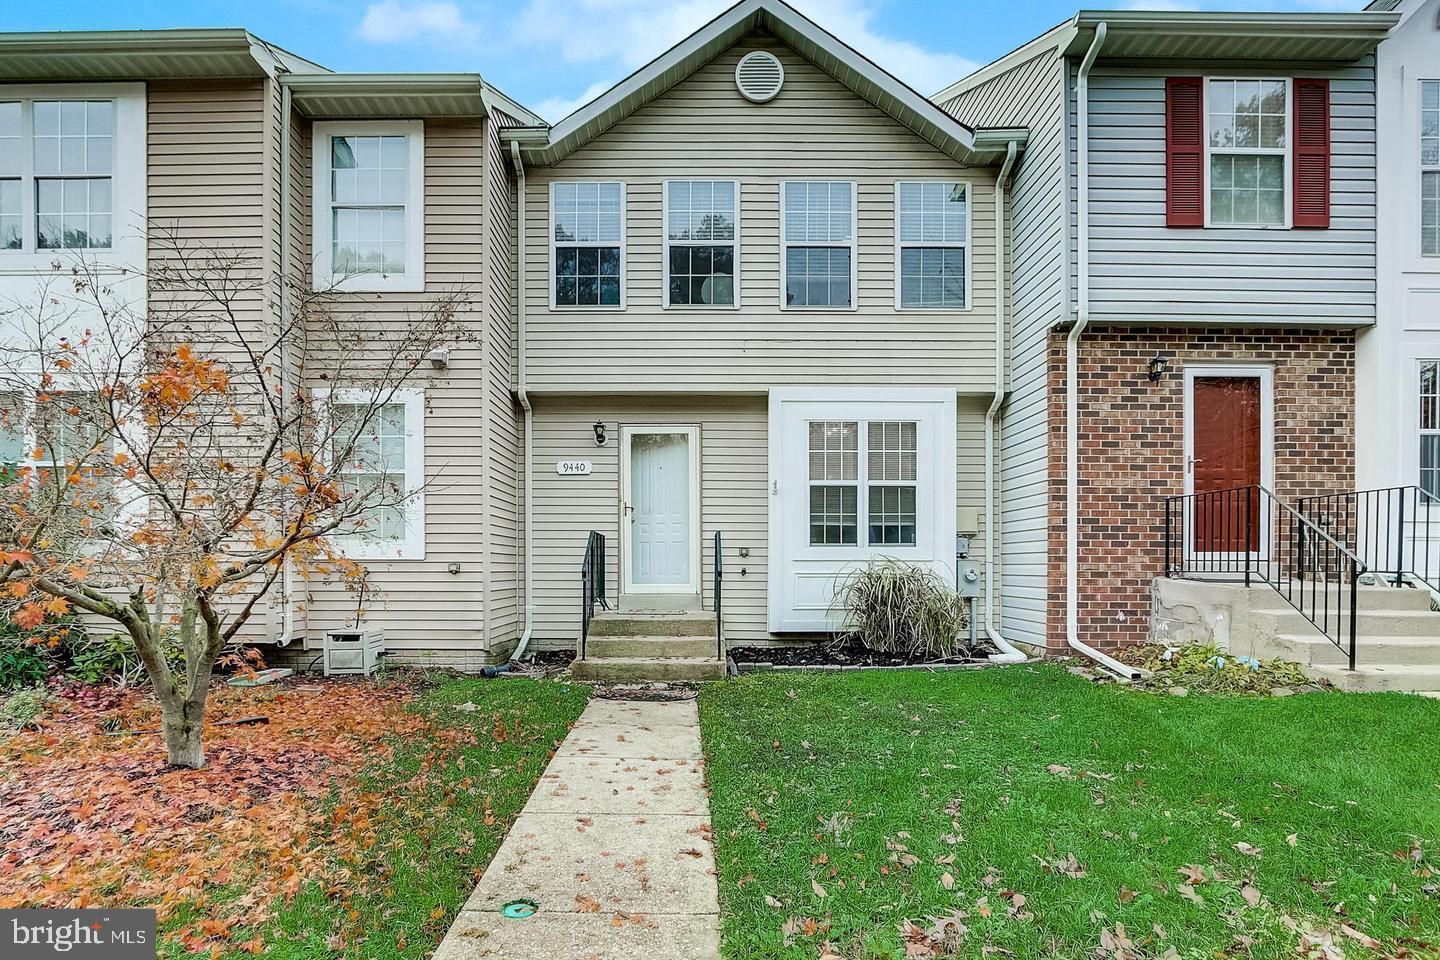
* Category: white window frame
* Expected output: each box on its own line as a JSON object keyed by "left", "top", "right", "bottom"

{"left": 0, "top": 83, "right": 145, "bottom": 271}
{"left": 893, "top": 180, "right": 972, "bottom": 312}
{"left": 311, "top": 120, "right": 425, "bottom": 294}
{"left": 779, "top": 180, "right": 858, "bottom": 311}
{"left": 1419, "top": 359, "right": 1440, "bottom": 498}
{"left": 662, "top": 179, "right": 740, "bottom": 310}
{"left": 1202, "top": 77, "right": 1293, "bottom": 230}
{"left": 548, "top": 180, "right": 626, "bottom": 311}
{"left": 1420, "top": 80, "right": 1440, "bottom": 259}
{"left": 313, "top": 387, "right": 426, "bottom": 561}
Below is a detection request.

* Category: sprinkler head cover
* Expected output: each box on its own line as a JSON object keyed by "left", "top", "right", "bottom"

{"left": 501, "top": 899, "right": 539, "bottom": 919}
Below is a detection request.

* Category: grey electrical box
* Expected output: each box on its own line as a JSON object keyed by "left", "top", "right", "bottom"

{"left": 955, "top": 534, "right": 972, "bottom": 558}
{"left": 956, "top": 560, "right": 983, "bottom": 599}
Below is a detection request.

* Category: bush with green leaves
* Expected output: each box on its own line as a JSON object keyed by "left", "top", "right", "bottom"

{"left": 67, "top": 630, "right": 184, "bottom": 686}
{"left": 1, "top": 685, "right": 46, "bottom": 731}
{"left": 834, "top": 558, "right": 975, "bottom": 659}
{"left": 0, "top": 618, "right": 77, "bottom": 692}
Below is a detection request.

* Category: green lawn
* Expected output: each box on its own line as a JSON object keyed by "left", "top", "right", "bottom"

{"left": 228, "top": 676, "right": 590, "bottom": 960}
{"left": 699, "top": 665, "right": 1440, "bottom": 959}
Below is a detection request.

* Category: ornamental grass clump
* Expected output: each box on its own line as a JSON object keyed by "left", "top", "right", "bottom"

{"left": 834, "top": 558, "right": 974, "bottom": 659}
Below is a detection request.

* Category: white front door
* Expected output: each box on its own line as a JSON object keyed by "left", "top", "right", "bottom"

{"left": 768, "top": 389, "right": 957, "bottom": 632}
{"left": 622, "top": 425, "right": 700, "bottom": 595}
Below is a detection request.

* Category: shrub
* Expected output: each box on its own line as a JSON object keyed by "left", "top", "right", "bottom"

{"left": 1119, "top": 643, "right": 1317, "bottom": 695}
{"left": 1, "top": 685, "right": 46, "bottom": 731}
{"left": 834, "top": 558, "right": 974, "bottom": 659}
{"left": 0, "top": 618, "right": 77, "bottom": 692}
{"left": 68, "top": 631, "right": 183, "bottom": 686}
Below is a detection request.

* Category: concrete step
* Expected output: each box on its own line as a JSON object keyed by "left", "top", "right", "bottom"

{"left": 1276, "top": 634, "right": 1440, "bottom": 667}
{"left": 1246, "top": 583, "right": 1437, "bottom": 613}
{"left": 588, "top": 613, "right": 715, "bottom": 637}
{"left": 585, "top": 635, "right": 720, "bottom": 659}
{"left": 1251, "top": 608, "right": 1440, "bottom": 638}
{"left": 571, "top": 657, "right": 726, "bottom": 683}
{"left": 1308, "top": 662, "right": 1440, "bottom": 693}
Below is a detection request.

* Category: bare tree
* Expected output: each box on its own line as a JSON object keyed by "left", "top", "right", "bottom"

{"left": 0, "top": 228, "right": 471, "bottom": 768}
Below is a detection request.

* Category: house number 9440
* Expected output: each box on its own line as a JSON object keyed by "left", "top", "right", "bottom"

{"left": 556, "top": 460, "right": 593, "bottom": 476}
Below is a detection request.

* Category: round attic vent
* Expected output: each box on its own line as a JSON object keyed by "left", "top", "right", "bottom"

{"left": 735, "top": 51, "right": 784, "bottom": 103}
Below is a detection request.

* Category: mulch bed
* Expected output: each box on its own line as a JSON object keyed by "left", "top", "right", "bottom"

{"left": 728, "top": 641, "right": 994, "bottom": 669}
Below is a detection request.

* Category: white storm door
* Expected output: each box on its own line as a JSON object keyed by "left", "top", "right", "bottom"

{"left": 621, "top": 425, "right": 700, "bottom": 595}
{"left": 767, "top": 389, "right": 957, "bottom": 632}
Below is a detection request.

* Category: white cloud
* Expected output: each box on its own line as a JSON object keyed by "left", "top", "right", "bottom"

{"left": 516, "top": 0, "right": 978, "bottom": 103}
{"left": 533, "top": 80, "right": 616, "bottom": 123}
{"left": 357, "top": 0, "right": 481, "bottom": 46}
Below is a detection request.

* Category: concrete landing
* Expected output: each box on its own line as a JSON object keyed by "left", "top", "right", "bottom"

{"left": 435, "top": 697, "right": 720, "bottom": 960}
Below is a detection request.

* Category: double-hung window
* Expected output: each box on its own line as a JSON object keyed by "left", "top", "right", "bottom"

{"left": 1421, "top": 81, "right": 1440, "bottom": 257}
{"left": 782, "top": 181, "right": 855, "bottom": 308}
{"left": 551, "top": 181, "right": 624, "bottom": 308}
{"left": 1207, "top": 79, "right": 1288, "bottom": 226}
{"left": 312, "top": 121, "right": 425, "bottom": 292}
{"left": 323, "top": 389, "right": 426, "bottom": 560}
{"left": 896, "top": 182, "right": 968, "bottom": 309}
{"left": 665, "top": 180, "right": 738, "bottom": 307}
{"left": 0, "top": 98, "right": 114, "bottom": 252}
{"left": 807, "top": 419, "right": 919, "bottom": 547}
{"left": 1421, "top": 362, "right": 1440, "bottom": 499}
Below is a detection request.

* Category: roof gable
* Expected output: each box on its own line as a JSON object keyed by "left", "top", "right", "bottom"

{"left": 505, "top": 0, "right": 1019, "bottom": 167}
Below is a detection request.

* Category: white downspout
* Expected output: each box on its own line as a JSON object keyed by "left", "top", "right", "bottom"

{"left": 1068, "top": 24, "right": 1144, "bottom": 679}
{"left": 278, "top": 81, "right": 295, "bottom": 646}
{"left": 510, "top": 140, "right": 535, "bottom": 663}
{"left": 986, "top": 140, "right": 1025, "bottom": 664}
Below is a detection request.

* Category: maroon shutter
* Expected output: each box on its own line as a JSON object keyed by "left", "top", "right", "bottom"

{"left": 1165, "top": 77, "right": 1204, "bottom": 227}
{"left": 1293, "top": 78, "right": 1331, "bottom": 229}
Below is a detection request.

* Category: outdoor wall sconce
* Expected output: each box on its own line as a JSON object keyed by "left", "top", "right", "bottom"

{"left": 1147, "top": 354, "right": 1171, "bottom": 382}
{"left": 593, "top": 421, "right": 608, "bottom": 446}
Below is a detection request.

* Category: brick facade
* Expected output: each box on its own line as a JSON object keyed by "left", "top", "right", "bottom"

{"left": 1044, "top": 327, "right": 1355, "bottom": 653}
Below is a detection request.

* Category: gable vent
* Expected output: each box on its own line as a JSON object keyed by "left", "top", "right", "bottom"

{"left": 735, "top": 51, "right": 784, "bottom": 103}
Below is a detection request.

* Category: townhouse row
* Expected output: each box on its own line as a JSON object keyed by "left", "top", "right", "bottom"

{"left": 0, "top": 0, "right": 1433, "bottom": 674}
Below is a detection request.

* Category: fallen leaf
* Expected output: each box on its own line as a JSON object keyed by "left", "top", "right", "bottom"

{"left": 812, "top": 879, "right": 828, "bottom": 898}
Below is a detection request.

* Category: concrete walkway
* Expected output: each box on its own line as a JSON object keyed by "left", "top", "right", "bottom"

{"left": 436, "top": 697, "right": 721, "bottom": 960}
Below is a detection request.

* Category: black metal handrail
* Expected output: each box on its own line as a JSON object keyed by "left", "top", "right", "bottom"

{"left": 580, "top": 530, "right": 607, "bottom": 660}
{"left": 1296, "top": 486, "right": 1440, "bottom": 595}
{"left": 1164, "top": 485, "right": 1365, "bottom": 670}
{"left": 713, "top": 530, "right": 724, "bottom": 662}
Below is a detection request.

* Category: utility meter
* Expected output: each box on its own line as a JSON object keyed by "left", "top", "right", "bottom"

{"left": 956, "top": 560, "right": 983, "bottom": 599}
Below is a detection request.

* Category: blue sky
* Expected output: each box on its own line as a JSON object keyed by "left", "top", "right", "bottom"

{"left": 6, "top": 0, "right": 1365, "bottom": 121}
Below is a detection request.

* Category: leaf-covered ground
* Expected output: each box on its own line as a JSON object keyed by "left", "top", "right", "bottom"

{"left": 0, "top": 674, "right": 590, "bottom": 958}
{"left": 698, "top": 665, "right": 1440, "bottom": 959}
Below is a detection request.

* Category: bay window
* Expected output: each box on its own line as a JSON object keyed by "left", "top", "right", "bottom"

{"left": 1207, "top": 79, "right": 1288, "bottom": 227}
{"left": 782, "top": 181, "right": 855, "bottom": 308}
{"left": 551, "top": 181, "right": 624, "bottom": 308}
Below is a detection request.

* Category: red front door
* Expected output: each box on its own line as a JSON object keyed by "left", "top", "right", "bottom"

{"left": 1191, "top": 376, "right": 1262, "bottom": 553}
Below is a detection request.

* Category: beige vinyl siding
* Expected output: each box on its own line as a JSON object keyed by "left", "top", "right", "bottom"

{"left": 483, "top": 121, "right": 523, "bottom": 653}
{"left": 292, "top": 117, "right": 494, "bottom": 666}
{"left": 148, "top": 80, "right": 280, "bottom": 643}
{"left": 529, "top": 396, "right": 768, "bottom": 647}
{"left": 528, "top": 394, "right": 991, "bottom": 647}
{"left": 521, "top": 34, "right": 1000, "bottom": 392}
{"left": 943, "top": 49, "right": 1067, "bottom": 650}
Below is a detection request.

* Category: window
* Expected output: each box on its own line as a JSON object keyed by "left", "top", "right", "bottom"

{"left": 896, "top": 182, "right": 968, "bottom": 309}
{"left": 782, "top": 181, "right": 855, "bottom": 308}
{"left": 1207, "top": 79, "right": 1288, "bottom": 226}
{"left": 1422, "top": 362, "right": 1440, "bottom": 499}
{"left": 1422, "top": 81, "right": 1440, "bottom": 257}
{"left": 551, "top": 181, "right": 623, "bottom": 308}
{"left": 866, "top": 421, "right": 917, "bottom": 545}
{"left": 665, "top": 180, "right": 737, "bottom": 307}
{"left": 0, "top": 98, "right": 114, "bottom": 252}
{"left": 322, "top": 389, "right": 425, "bottom": 559}
{"left": 807, "top": 419, "right": 919, "bottom": 547}
{"left": 312, "top": 121, "right": 424, "bottom": 293}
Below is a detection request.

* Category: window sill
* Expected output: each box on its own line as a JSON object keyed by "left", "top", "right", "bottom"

{"left": 780, "top": 304, "right": 861, "bottom": 313}
{"left": 548, "top": 304, "right": 627, "bottom": 313}
{"left": 333, "top": 540, "right": 426, "bottom": 562}
{"left": 316, "top": 273, "right": 426, "bottom": 294}
{"left": 662, "top": 302, "right": 743, "bottom": 312}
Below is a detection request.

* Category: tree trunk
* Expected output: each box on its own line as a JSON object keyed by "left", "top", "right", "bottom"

{"left": 160, "top": 691, "right": 209, "bottom": 769}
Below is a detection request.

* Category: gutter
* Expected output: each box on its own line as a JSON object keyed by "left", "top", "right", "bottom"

{"left": 510, "top": 140, "right": 535, "bottom": 664}
{"left": 1067, "top": 22, "right": 1144, "bottom": 681}
{"left": 985, "top": 140, "right": 1026, "bottom": 665}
